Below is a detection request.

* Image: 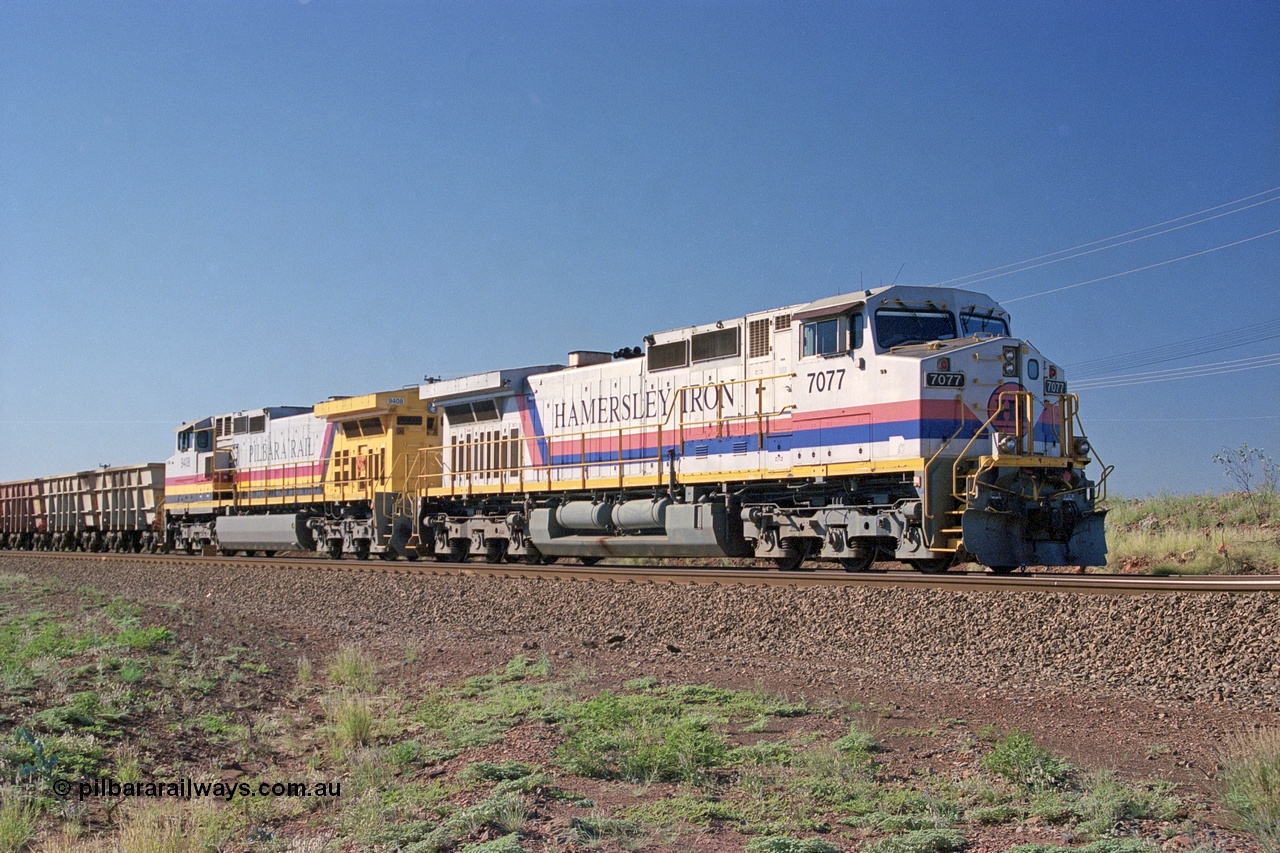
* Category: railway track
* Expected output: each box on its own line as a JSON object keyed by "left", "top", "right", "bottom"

{"left": 3, "top": 550, "right": 1278, "bottom": 595}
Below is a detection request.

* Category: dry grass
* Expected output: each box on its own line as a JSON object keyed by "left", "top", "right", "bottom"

{"left": 326, "top": 645, "right": 378, "bottom": 692}
{"left": 1105, "top": 491, "right": 1280, "bottom": 574}
{"left": 1222, "top": 728, "right": 1280, "bottom": 851}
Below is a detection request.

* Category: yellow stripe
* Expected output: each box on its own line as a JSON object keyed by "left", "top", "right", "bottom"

{"left": 423, "top": 458, "right": 933, "bottom": 498}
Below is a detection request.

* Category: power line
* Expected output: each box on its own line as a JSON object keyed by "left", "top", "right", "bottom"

{"left": 1068, "top": 316, "right": 1280, "bottom": 378}
{"left": 930, "top": 184, "right": 1280, "bottom": 289}
{"left": 1072, "top": 352, "right": 1280, "bottom": 390}
{"left": 1003, "top": 226, "right": 1280, "bottom": 304}
{"left": 1089, "top": 415, "right": 1280, "bottom": 422}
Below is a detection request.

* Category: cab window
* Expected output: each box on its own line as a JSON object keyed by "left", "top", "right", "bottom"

{"left": 195, "top": 429, "right": 212, "bottom": 452}
{"left": 875, "top": 308, "right": 957, "bottom": 349}
{"left": 802, "top": 318, "right": 842, "bottom": 357}
{"left": 177, "top": 430, "right": 192, "bottom": 452}
{"left": 960, "top": 311, "right": 1009, "bottom": 337}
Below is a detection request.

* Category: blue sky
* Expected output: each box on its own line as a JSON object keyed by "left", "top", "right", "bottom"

{"left": 2, "top": 1, "right": 1277, "bottom": 495}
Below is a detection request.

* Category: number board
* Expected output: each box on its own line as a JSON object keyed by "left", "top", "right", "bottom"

{"left": 1044, "top": 380, "right": 1067, "bottom": 395}
{"left": 925, "top": 372, "right": 965, "bottom": 388}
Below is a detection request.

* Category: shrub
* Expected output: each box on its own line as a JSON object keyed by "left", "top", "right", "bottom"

{"left": 745, "top": 837, "right": 841, "bottom": 853}
{"left": 862, "top": 828, "right": 964, "bottom": 853}
{"left": 980, "top": 731, "right": 1068, "bottom": 791}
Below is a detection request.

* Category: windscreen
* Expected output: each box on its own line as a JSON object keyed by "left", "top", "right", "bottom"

{"left": 874, "top": 308, "right": 957, "bottom": 349}
{"left": 961, "top": 312, "right": 1010, "bottom": 337}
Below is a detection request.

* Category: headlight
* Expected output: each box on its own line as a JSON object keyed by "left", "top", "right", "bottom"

{"left": 998, "top": 435, "right": 1019, "bottom": 454}
{"left": 1002, "top": 345, "right": 1020, "bottom": 377}
{"left": 1073, "top": 437, "right": 1091, "bottom": 457}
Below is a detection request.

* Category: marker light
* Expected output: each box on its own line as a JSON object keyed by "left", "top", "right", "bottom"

{"left": 938, "top": 357, "right": 951, "bottom": 371}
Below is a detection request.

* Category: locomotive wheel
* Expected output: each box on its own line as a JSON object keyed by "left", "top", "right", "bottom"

{"left": 773, "top": 539, "right": 813, "bottom": 571}
{"left": 987, "top": 565, "right": 1019, "bottom": 575}
{"left": 326, "top": 539, "right": 343, "bottom": 560}
{"left": 354, "top": 540, "right": 371, "bottom": 561}
{"left": 579, "top": 556, "right": 602, "bottom": 567}
{"left": 907, "top": 556, "right": 952, "bottom": 574}
{"left": 838, "top": 552, "right": 875, "bottom": 572}
{"left": 484, "top": 540, "right": 508, "bottom": 564}
{"left": 521, "top": 545, "right": 558, "bottom": 565}
{"left": 447, "top": 540, "right": 470, "bottom": 562}
{"left": 379, "top": 549, "right": 396, "bottom": 561}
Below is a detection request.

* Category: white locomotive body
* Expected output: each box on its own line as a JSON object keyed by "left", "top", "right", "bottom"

{"left": 418, "top": 285, "right": 1107, "bottom": 572}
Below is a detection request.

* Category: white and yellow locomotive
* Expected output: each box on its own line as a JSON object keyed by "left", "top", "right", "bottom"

{"left": 411, "top": 284, "right": 1107, "bottom": 571}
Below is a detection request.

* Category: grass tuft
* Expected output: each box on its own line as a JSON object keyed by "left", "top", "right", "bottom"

{"left": 326, "top": 645, "right": 378, "bottom": 691}
{"left": 1221, "top": 727, "right": 1280, "bottom": 851}
{"left": 0, "top": 790, "right": 37, "bottom": 853}
{"left": 325, "top": 693, "right": 375, "bottom": 750}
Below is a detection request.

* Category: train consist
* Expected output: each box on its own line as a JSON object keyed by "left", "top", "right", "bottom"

{"left": 0, "top": 285, "right": 1109, "bottom": 572}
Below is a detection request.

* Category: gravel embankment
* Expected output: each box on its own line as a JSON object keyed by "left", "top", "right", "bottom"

{"left": 5, "top": 555, "right": 1278, "bottom": 708}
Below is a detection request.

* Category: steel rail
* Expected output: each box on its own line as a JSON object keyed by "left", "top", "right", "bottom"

{"left": 2, "top": 551, "right": 1278, "bottom": 595}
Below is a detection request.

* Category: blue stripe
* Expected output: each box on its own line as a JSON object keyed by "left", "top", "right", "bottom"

{"left": 546, "top": 418, "right": 1062, "bottom": 466}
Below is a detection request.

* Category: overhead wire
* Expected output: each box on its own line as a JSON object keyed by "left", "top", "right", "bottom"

{"left": 1002, "top": 226, "right": 1280, "bottom": 303}
{"left": 929, "top": 184, "right": 1280, "bottom": 289}
{"left": 1067, "top": 317, "right": 1280, "bottom": 378}
{"left": 1071, "top": 352, "right": 1280, "bottom": 390}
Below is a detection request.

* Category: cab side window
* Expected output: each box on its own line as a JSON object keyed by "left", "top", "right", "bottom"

{"left": 802, "top": 318, "right": 842, "bottom": 357}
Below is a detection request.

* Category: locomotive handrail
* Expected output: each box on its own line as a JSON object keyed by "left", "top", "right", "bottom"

{"left": 425, "top": 373, "right": 798, "bottom": 498}
{"left": 920, "top": 399, "right": 971, "bottom": 545}
{"left": 208, "top": 455, "right": 322, "bottom": 509}
{"left": 1068, "top": 398, "right": 1113, "bottom": 502}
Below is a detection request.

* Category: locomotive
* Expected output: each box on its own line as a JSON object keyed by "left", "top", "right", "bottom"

{"left": 0, "top": 284, "right": 1108, "bottom": 572}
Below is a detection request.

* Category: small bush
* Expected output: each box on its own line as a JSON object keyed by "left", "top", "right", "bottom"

{"left": 834, "top": 723, "right": 881, "bottom": 757}
{"left": 569, "top": 814, "right": 646, "bottom": 846}
{"left": 745, "top": 837, "right": 841, "bottom": 853}
{"left": 862, "top": 828, "right": 964, "bottom": 853}
{"left": 980, "top": 731, "right": 1068, "bottom": 791}
{"left": 448, "top": 793, "right": 528, "bottom": 836}
{"left": 1075, "top": 771, "right": 1180, "bottom": 839}
{"left": 459, "top": 834, "right": 529, "bottom": 853}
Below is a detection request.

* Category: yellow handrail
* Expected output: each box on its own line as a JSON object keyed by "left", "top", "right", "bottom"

{"left": 429, "top": 373, "right": 797, "bottom": 497}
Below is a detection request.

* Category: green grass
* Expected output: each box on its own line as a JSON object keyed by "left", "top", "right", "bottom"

{"left": 325, "top": 692, "right": 375, "bottom": 750}
{"left": 1105, "top": 491, "right": 1280, "bottom": 573}
{"left": 0, "top": 574, "right": 1208, "bottom": 852}
{"left": 326, "top": 645, "right": 378, "bottom": 691}
{"left": 1073, "top": 771, "right": 1180, "bottom": 840}
{"left": 979, "top": 730, "right": 1069, "bottom": 791}
{"left": 744, "top": 837, "right": 841, "bottom": 853}
{"left": 862, "top": 828, "right": 965, "bottom": 853}
{"left": 0, "top": 791, "right": 36, "bottom": 853}
{"left": 1221, "top": 728, "right": 1280, "bottom": 851}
